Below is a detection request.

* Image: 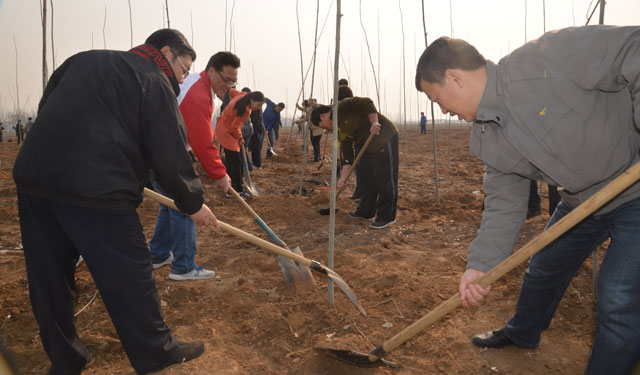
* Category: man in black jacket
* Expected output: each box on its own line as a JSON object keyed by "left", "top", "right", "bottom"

{"left": 13, "top": 29, "right": 215, "bottom": 375}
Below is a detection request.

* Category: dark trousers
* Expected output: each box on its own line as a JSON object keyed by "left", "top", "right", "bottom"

{"left": 223, "top": 147, "right": 244, "bottom": 192}
{"left": 310, "top": 134, "right": 322, "bottom": 162}
{"left": 420, "top": 124, "right": 427, "bottom": 134}
{"left": 249, "top": 132, "right": 264, "bottom": 168}
{"left": 16, "top": 131, "right": 21, "bottom": 144}
{"left": 548, "top": 185, "right": 561, "bottom": 215}
{"left": 356, "top": 134, "right": 399, "bottom": 222}
{"left": 528, "top": 180, "right": 541, "bottom": 213}
{"left": 18, "top": 194, "right": 179, "bottom": 374}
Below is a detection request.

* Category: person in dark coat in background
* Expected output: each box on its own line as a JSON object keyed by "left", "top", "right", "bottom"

{"left": 248, "top": 94, "right": 265, "bottom": 168}
{"left": 14, "top": 120, "right": 22, "bottom": 145}
{"left": 12, "top": 29, "right": 216, "bottom": 375}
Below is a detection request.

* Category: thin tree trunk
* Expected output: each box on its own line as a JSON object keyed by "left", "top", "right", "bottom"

{"left": 13, "top": 35, "right": 20, "bottom": 115}
{"left": 165, "top": 0, "right": 170, "bottom": 28}
{"left": 50, "top": 0, "right": 55, "bottom": 70}
{"left": 358, "top": 0, "right": 380, "bottom": 109}
{"left": 286, "top": 0, "right": 334, "bottom": 149}
{"left": 398, "top": 0, "right": 408, "bottom": 158}
{"left": 542, "top": 0, "right": 546, "bottom": 32}
{"left": 103, "top": 4, "right": 107, "bottom": 49}
{"left": 224, "top": 0, "right": 227, "bottom": 50}
{"left": 421, "top": 0, "right": 440, "bottom": 202}
{"left": 328, "top": 0, "right": 342, "bottom": 307}
{"left": 524, "top": 0, "right": 527, "bottom": 42}
{"left": 190, "top": 10, "right": 194, "bottom": 69}
{"left": 598, "top": 0, "right": 606, "bottom": 24}
{"left": 229, "top": 0, "right": 236, "bottom": 52}
{"left": 40, "top": 0, "right": 48, "bottom": 91}
{"left": 298, "top": 0, "right": 321, "bottom": 197}
{"left": 446, "top": 0, "right": 453, "bottom": 172}
{"left": 128, "top": 0, "right": 133, "bottom": 48}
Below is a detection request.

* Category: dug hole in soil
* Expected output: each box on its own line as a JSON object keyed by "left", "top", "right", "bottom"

{"left": 0, "top": 126, "right": 601, "bottom": 374}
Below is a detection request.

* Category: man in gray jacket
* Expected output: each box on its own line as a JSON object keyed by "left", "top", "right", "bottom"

{"left": 415, "top": 26, "right": 640, "bottom": 374}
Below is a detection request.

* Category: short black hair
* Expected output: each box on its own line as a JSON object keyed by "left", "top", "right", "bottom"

{"left": 277, "top": 102, "right": 285, "bottom": 109}
{"left": 338, "top": 78, "right": 349, "bottom": 86}
{"left": 206, "top": 51, "right": 240, "bottom": 72}
{"left": 145, "top": 29, "right": 196, "bottom": 61}
{"left": 415, "top": 36, "right": 485, "bottom": 89}
{"left": 311, "top": 105, "right": 332, "bottom": 126}
{"left": 338, "top": 86, "right": 353, "bottom": 101}
{"left": 241, "top": 87, "right": 251, "bottom": 93}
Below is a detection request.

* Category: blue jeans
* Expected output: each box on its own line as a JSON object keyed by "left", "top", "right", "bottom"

{"left": 503, "top": 196, "right": 640, "bottom": 374}
{"left": 148, "top": 178, "right": 197, "bottom": 274}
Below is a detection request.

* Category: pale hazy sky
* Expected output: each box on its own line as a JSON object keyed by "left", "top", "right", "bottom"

{"left": 0, "top": 0, "right": 638, "bottom": 124}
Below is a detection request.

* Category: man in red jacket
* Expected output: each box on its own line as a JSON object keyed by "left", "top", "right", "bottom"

{"left": 149, "top": 52, "right": 241, "bottom": 281}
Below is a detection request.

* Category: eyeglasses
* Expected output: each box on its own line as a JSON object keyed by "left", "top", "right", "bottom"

{"left": 171, "top": 49, "right": 189, "bottom": 79}
{"left": 217, "top": 70, "right": 238, "bottom": 86}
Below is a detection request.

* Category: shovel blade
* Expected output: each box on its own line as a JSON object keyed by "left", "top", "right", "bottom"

{"left": 315, "top": 347, "right": 397, "bottom": 368}
{"left": 244, "top": 183, "right": 260, "bottom": 197}
{"left": 275, "top": 246, "right": 315, "bottom": 291}
{"left": 324, "top": 268, "right": 367, "bottom": 316}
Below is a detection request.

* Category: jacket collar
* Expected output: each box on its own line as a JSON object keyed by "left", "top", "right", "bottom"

{"left": 475, "top": 61, "right": 505, "bottom": 126}
{"left": 130, "top": 44, "right": 181, "bottom": 96}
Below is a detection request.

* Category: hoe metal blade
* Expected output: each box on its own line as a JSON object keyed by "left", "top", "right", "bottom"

{"left": 310, "top": 261, "right": 367, "bottom": 316}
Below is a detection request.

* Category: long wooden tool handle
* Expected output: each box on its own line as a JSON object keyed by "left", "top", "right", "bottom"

{"left": 377, "top": 160, "right": 640, "bottom": 356}
{"left": 336, "top": 134, "right": 375, "bottom": 196}
{"left": 228, "top": 187, "right": 288, "bottom": 246}
{"left": 142, "top": 188, "right": 311, "bottom": 267}
{"left": 240, "top": 143, "right": 253, "bottom": 186}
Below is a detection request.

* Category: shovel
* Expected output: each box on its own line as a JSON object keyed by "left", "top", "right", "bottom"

{"left": 227, "top": 187, "right": 315, "bottom": 290}
{"left": 317, "top": 160, "right": 640, "bottom": 367}
{"left": 143, "top": 187, "right": 366, "bottom": 316}
{"left": 318, "top": 134, "right": 375, "bottom": 215}
{"left": 240, "top": 144, "right": 259, "bottom": 197}
{"left": 262, "top": 122, "right": 278, "bottom": 157}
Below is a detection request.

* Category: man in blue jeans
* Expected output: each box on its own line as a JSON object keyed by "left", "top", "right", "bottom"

{"left": 416, "top": 26, "right": 640, "bottom": 374}
{"left": 150, "top": 51, "right": 239, "bottom": 280}
{"left": 263, "top": 98, "right": 285, "bottom": 157}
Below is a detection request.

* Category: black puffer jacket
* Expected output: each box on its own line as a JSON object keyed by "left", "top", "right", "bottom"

{"left": 13, "top": 49, "right": 204, "bottom": 214}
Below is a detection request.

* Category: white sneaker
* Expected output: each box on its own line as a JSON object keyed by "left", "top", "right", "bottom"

{"left": 152, "top": 253, "right": 174, "bottom": 269}
{"left": 168, "top": 266, "right": 215, "bottom": 281}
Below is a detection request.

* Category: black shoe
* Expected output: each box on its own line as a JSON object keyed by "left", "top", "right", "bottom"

{"left": 348, "top": 210, "right": 374, "bottom": 221}
{"left": 471, "top": 330, "right": 515, "bottom": 348}
{"left": 165, "top": 341, "right": 205, "bottom": 367}
{"left": 370, "top": 219, "right": 396, "bottom": 229}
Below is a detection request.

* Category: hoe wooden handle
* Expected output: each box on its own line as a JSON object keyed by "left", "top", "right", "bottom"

{"left": 378, "top": 160, "right": 640, "bottom": 356}
{"left": 337, "top": 134, "right": 375, "bottom": 196}
{"left": 142, "top": 188, "right": 312, "bottom": 267}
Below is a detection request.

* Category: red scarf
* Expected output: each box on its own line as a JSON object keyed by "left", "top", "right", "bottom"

{"left": 130, "top": 44, "right": 180, "bottom": 96}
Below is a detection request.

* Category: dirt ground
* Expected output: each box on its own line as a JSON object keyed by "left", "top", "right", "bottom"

{"left": 0, "top": 125, "right": 601, "bottom": 374}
